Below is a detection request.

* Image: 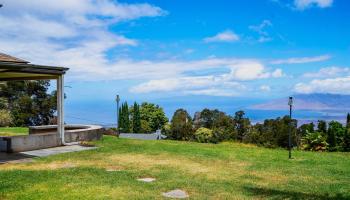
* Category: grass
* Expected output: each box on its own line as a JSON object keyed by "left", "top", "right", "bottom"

{"left": 0, "top": 127, "right": 28, "bottom": 136}
{"left": 0, "top": 136, "right": 349, "bottom": 199}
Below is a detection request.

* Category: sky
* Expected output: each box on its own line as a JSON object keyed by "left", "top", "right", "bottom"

{"left": 1, "top": 0, "right": 350, "bottom": 106}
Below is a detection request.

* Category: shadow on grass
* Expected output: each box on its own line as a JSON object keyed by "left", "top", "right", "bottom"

{"left": 243, "top": 186, "right": 349, "bottom": 200}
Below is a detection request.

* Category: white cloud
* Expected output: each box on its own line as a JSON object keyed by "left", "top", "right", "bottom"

{"left": 303, "top": 66, "right": 350, "bottom": 78}
{"left": 270, "top": 55, "right": 331, "bottom": 65}
{"left": 249, "top": 20, "right": 273, "bottom": 43}
{"left": 294, "top": 76, "right": 350, "bottom": 94}
{"left": 129, "top": 59, "right": 284, "bottom": 96}
{"left": 184, "top": 89, "right": 241, "bottom": 97}
{"left": 260, "top": 85, "right": 271, "bottom": 92}
{"left": 271, "top": 68, "right": 284, "bottom": 78}
{"left": 130, "top": 76, "right": 246, "bottom": 96}
{"left": 0, "top": 0, "right": 165, "bottom": 79}
{"left": 204, "top": 30, "right": 240, "bottom": 43}
{"left": 294, "top": 0, "right": 333, "bottom": 10}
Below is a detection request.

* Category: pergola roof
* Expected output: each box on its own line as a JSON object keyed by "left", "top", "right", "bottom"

{"left": 0, "top": 53, "right": 69, "bottom": 81}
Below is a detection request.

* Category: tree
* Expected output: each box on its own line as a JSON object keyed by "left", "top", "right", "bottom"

{"left": 327, "top": 121, "right": 345, "bottom": 151}
{"left": 0, "top": 109, "right": 12, "bottom": 127}
{"left": 132, "top": 102, "right": 141, "bottom": 133}
{"left": 0, "top": 80, "right": 57, "bottom": 126}
{"left": 139, "top": 102, "right": 168, "bottom": 132}
{"left": 234, "top": 110, "right": 250, "bottom": 142}
{"left": 169, "top": 109, "right": 193, "bottom": 140}
{"left": 347, "top": 113, "right": 350, "bottom": 129}
{"left": 298, "top": 123, "right": 315, "bottom": 137}
{"left": 317, "top": 120, "right": 327, "bottom": 134}
{"left": 118, "top": 102, "right": 130, "bottom": 133}
{"left": 343, "top": 129, "right": 350, "bottom": 152}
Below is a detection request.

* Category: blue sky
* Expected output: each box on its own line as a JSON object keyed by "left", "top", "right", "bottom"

{"left": 1, "top": 0, "right": 350, "bottom": 104}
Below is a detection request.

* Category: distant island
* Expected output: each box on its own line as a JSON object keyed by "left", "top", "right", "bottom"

{"left": 250, "top": 93, "right": 350, "bottom": 111}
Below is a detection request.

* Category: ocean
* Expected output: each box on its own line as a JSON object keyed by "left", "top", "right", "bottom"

{"left": 64, "top": 99, "right": 348, "bottom": 127}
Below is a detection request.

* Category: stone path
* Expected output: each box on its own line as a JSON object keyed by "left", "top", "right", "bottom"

{"left": 162, "top": 189, "right": 189, "bottom": 199}
{"left": 137, "top": 177, "right": 156, "bottom": 182}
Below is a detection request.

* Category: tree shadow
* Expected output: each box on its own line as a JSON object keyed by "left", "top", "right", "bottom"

{"left": 0, "top": 152, "right": 34, "bottom": 164}
{"left": 243, "top": 186, "right": 349, "bottom": 200}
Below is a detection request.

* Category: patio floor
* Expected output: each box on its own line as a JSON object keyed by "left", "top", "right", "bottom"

{"left": 0, "top": 145, "right": 97, "bottom": 164}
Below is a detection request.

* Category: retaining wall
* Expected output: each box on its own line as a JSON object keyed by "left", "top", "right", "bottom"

{"left": 0, "top": 125, "right": 104, "bottom": 153}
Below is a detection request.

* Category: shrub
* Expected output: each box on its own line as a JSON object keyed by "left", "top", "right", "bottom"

{"left": 0, "top": 109, "right": 12, "bottom": 127}
{"left": 194, "top": 127, "right": 214, "bottom": 143}
{"left": 301, "top": 131, "right": 328, "bottom": 151}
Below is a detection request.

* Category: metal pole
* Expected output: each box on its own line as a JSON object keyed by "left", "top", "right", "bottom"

{"left": 289, "top": 101, "right": 292, "bottom": 159}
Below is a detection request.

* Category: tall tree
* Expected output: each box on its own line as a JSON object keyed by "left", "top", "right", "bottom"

{"left": 234, "top": 110, "right": 250, "bottom": 142}
{"left": 132, "top": 102, "right": 141, "bottom": 133}
{"left": 327, "top": 121, "right": 344, "bottom": 151}
{"left": 139, "top": 102, "right": 168, "bottom": 132}
{"left": 317, "top": 120, "right": 327, "bottom": 134}
{"left": 347, "top": 113, "right": 350, "bottom": 129}
{"left": 0, "top": 81, "right": 57, "bottom": 126}
{"left": 343, "top": 129, "right": 350, "bottom": 152}
{"left": 119, "top": 102, "right": 130, "bottom": 133}
{"left": 169, "top": 109, "right": 193, "bottom": 140}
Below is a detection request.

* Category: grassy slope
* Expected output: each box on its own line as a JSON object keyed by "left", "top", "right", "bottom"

{"left": 0, "top": 136, "right": 349, "bottom": 200}
{"left": 0, "top": 127, "right": 28, "bottom": 136}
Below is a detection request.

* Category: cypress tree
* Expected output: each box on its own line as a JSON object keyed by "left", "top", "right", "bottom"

{"left": 133, "top": 102, "right": 141, "bottom": 133}
{"left": 343, "top": 129, "right": 350, "bottom": 152}
{"left": 124, "top": 102, "right": 130, "bottom": 132}
{"left": 119, "top": 102, "right": 130, "bottom": 133}
{"left": 347, "top": 113, "right": 350, "bottom": 129}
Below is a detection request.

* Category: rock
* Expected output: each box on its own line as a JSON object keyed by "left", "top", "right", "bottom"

{"left": 162, "top": 189, "right": 189, "bottom": 199}
{"left": 137, "top": 177, "right": 156, "bottom": 182}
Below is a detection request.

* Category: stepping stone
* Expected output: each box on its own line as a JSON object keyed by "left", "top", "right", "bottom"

{"left": 105, "top": 167, "right": 123, "bottom": 172}
{"left": 137, "top": 177, "right": 156, "bottom": 182}
{"left": 106, "top": 169, "right": 121, "bottom": 172}
{"left": 162, "top": 189, "right": 189, "bottom": 199}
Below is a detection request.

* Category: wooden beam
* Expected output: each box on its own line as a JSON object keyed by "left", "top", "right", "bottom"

{"left": 0, "top": 76, "right": 58, "bottom": 81}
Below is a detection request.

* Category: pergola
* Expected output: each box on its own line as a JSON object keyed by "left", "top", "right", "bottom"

{"left": 0, "top": 53, "right": 69, "bottom": 144}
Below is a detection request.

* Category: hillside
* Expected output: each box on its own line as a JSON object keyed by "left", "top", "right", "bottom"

{"left": 0, "top": 137, "right": 349, "bottom": 199}
{"left": 250, "top": 93, "right": 350, "bottom": 111}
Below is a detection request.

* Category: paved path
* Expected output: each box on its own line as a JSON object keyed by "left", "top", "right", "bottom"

{"left": 0, "top": 145, "right": 97, "bottom": 164}
{"left": 21, "top": 145, "right": 97, "bottom": 157}
{"left": 119, "top": 133, "right": 161, "bottom": 140}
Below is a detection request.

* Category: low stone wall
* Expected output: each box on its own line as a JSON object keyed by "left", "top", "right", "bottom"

{"left": 0, "top": 125, "right": 104, "bottom": 153}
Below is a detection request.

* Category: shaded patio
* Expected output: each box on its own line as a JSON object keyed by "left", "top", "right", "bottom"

{"left": 0, "top": 53, "right": 103, "bottom": 153}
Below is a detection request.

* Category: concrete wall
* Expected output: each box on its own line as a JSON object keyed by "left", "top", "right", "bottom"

{"left": 0, "top": 125, "right": 104, "bottom": 153}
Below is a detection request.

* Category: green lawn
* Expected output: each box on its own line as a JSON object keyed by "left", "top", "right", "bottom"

{"left": 0, "top": 136, "right": 349, "bottom": 199}
{"left": 0, "top": 127, "right": 28, "bottom": 136}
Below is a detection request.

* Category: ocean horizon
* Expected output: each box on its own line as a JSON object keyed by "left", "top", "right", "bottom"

{"left": 65, "top": 99, "right": 348, "bottom": 127}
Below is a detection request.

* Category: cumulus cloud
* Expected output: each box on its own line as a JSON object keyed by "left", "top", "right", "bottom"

{"left": 129, "top": 59, "right": 284, "bottom": 95}
{"left": 270, "top": 55, "right": 331, "bottom": 65}
{"left": 0, "top": 0, "right": 166, "bottom": 79}
{"left": 204, "top": 30, "right": 240, "bottom": 43}
{"left": 294, "top": 76, "right": 350, "bottom": 94}
{"left": 302, "top": 66, "right": 350, "bottom": 78}
{"left": 294, "top": 0, "right": 333, "bottom": 10}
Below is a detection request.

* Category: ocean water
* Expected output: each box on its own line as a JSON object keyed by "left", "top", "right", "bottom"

{"left": 64, "top": 99, "right": 347, "bottom": 126}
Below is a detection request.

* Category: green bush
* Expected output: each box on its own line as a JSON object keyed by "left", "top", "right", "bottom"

{"left": 301, "top": 131, "right": 328, "bottom": 151}
{"left": 0, "top": 109, "right": 12, "bottom": 127}
{"left": 194, "top": 127, "right": 214, "bottom": 143}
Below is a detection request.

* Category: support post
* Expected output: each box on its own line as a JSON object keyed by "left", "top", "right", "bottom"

{"left": 57, "top": 75, "right": 65, "bottom": 145}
